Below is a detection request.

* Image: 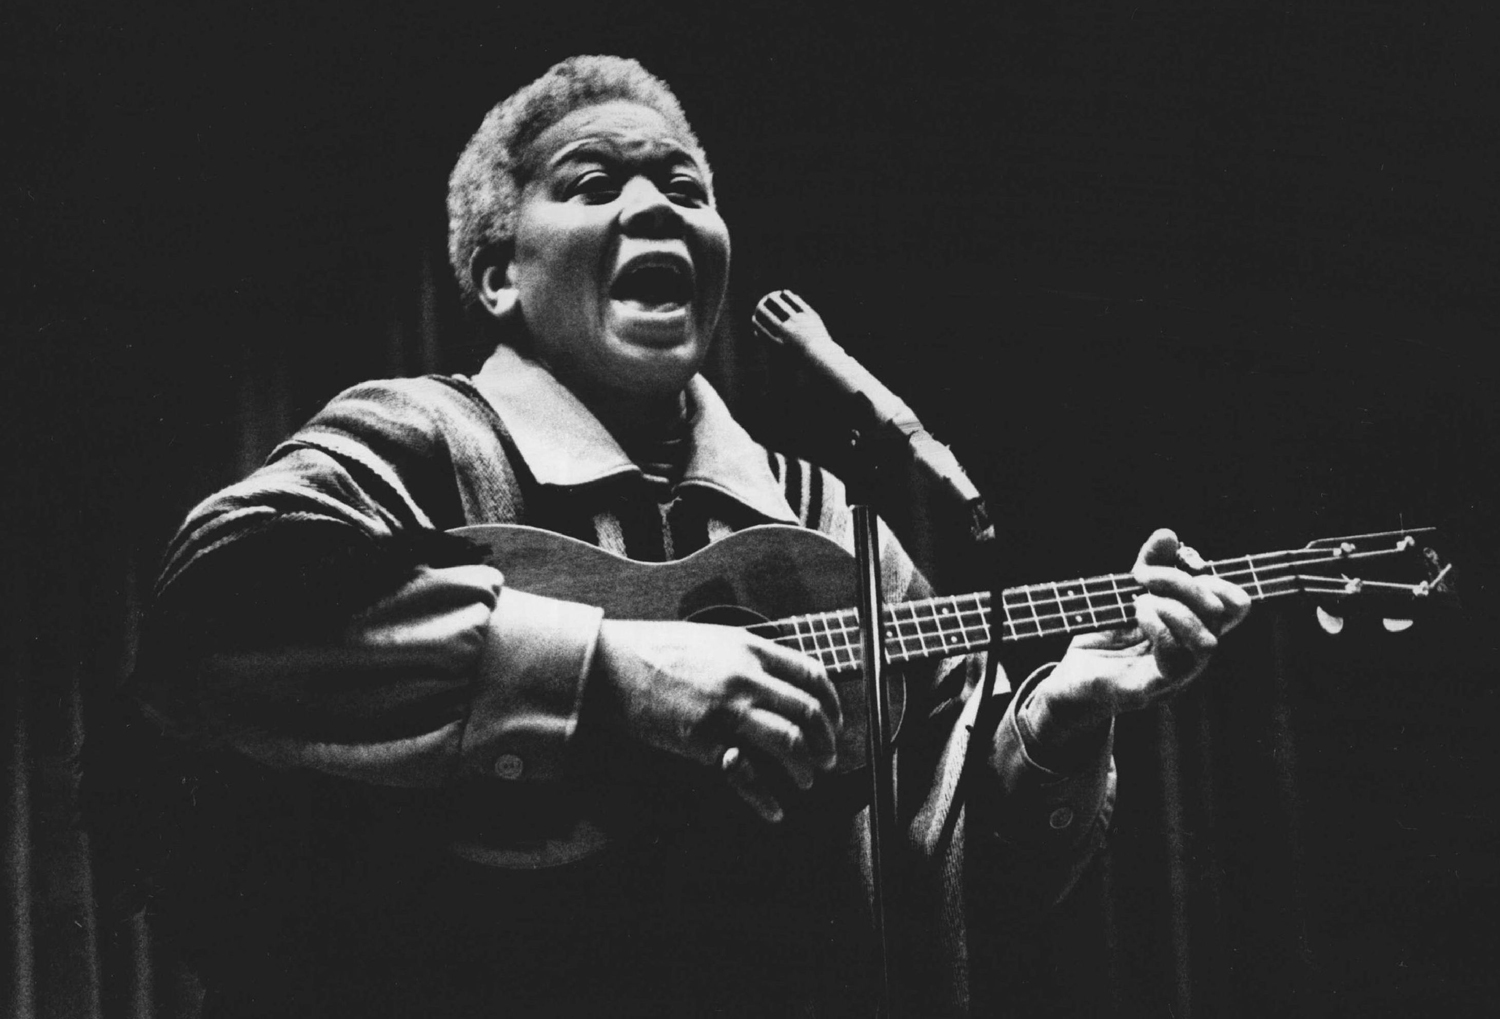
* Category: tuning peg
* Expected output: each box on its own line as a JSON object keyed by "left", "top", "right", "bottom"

{"left": 1382, "top": 618, "right": 1415, "bottom": 633}
{"left": 1316, "top": 606, "right": 1345, "bottom": 634}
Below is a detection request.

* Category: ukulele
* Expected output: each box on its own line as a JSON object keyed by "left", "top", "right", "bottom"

{"left": 449, "top": 524, "right": 1451, "bottom": 868}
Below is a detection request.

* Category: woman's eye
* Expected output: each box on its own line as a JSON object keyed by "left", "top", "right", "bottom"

{"left": 568, "top": 172, "right": 618, "bottom": 202}
{"left": 666, "top": 176, "right": 708, "bottom": 204}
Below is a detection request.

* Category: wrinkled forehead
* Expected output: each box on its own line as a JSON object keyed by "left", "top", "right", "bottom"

{"left": 517, "top": 101, "right": 708, "bottom": 183}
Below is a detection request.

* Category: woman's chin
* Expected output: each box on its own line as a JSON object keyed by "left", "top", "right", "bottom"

{"left": 601, "top": 329, "right": 708, "bottom": 392}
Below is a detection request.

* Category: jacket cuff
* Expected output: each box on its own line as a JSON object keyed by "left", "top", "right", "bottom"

{"left": 459, "top": 587, "right": 604, "bottom": 783}
{"left": 982, "top": 664, "right": 1116, "bottom": 851}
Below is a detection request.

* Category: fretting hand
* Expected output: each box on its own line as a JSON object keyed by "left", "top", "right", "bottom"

{"left": 1021, "top": 529, "right": 1252, "bottom": 764}
{"left": 586, "top": 619, "right": 841, "bottom": 823}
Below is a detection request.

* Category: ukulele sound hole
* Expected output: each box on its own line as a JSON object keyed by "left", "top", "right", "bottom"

{"left": 684, "top": 604, "right": 768, "bottom": 627}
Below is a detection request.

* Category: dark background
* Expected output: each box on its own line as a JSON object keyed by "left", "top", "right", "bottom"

{"left": 5, "top": 1, "right": 1498, "bottom": 1016}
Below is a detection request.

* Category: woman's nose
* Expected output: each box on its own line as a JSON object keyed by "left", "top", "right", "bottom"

{"left": 618, "top": 177, "right": 682, "bottom": 237}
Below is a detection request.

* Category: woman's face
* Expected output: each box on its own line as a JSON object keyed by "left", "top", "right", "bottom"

{"left": 504, "top": 101, "right": 730, "bottom": 400}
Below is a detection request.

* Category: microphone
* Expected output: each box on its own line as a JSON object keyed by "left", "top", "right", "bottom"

{"left": 752, "top": 290, "right": 993, "bottom": 578}
{"left": 753, "top": 290, "right": 927, "bottom": 437}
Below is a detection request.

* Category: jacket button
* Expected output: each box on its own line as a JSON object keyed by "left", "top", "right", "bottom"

{"left": 1048, "top": 806, "right": 1074, "bottom": 830}
{"left": 494, "top": 754, "right": 524, "bottom": 780}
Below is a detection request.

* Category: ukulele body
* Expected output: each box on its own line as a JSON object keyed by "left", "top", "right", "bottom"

{"left": 450, "top": 523, "right": 903, "bottom": 868}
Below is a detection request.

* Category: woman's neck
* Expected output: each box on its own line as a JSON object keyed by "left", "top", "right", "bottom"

{"left": 553, "top": 369, "right": 689, "bottom": 452}
{"left": 524, "top": 344, "right": 692, "bottom": 452}
{"left": 591, "top": 387, "right": 689, "bottom": 453}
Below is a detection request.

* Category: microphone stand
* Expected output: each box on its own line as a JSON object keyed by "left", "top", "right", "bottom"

{"left": 845, "top": 423, "right": 900, "bottom": 1019}
{"left": 840, "top": 397, "right": 999, "bottom": 1019}
{"left": 851, "top": 434, "right": 1002, "bottom": 1019}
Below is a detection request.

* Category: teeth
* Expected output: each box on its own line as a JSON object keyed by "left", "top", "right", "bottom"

{"left": 612, "top": 262, "right": 692, "bottom": 306}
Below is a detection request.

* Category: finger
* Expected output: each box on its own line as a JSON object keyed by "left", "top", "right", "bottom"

{"left": 1133, "top": 529, "right": 1220, "bottom": 619}
{"left": 1137, "top": 566, "right": 1253, "bottom": 638}
{"left": 1146, "top": 597, "right": 1223, "bottom": 689}
{"left": 1134, "top": 528, "right": 1181, "bottom": 571}
{"left": 1134, "top": 532, "right": 1251, "bottom": 636}
{"left": 737, "top": 706, "right": 819, "bottom": 791}
{"left": 1176, "top": 544, "right": 1207, "bottom": 571}
{"left": 1203, "top": 576, "right": 1253, "bottom": 634}
{"left": 753, "top": 638, "right": 842, "bottom": 728}
{"left": 1070, "top": 628, "right": 1150, "bottom": 653}
{"left": 1134, "top": 560, "right": 1228, "bottom": 624}
{"left": 1152, "top": 595, "right": 1219, "bottom": 654}
{"left": 756, "top": 674, "right": 838, "bottom": 770}
{"left": 721, "top": 747, "right": 784, "bottom": 824}
{"left": 1132, "top": 595, "right": 1192, "bottom": 695}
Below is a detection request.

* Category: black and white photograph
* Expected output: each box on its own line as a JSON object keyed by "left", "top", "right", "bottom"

{"left": 4, "top": 2, "right": 1496, "bottom": 1016}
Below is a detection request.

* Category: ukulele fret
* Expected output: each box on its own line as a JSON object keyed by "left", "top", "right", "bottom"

{"left": 828, "top": 609, "right": 852, "bottom": 672}
{"left": 1247, "top": 557, "right": 1265, "bottom": 598}
{"left": 792, "top": 616, "right": 813, "bottom": 657}
{"left": 1106, "top": 574, "right": 1134, "bottom": 627}
{"left": 912, "top": 602, "right": 937, "bottom": 657}
{"left": 1053, "top": 581, "right": 1092, "bottom": 633}
{"left": 886, "top": 603, "right": 917, "bottom": 664}
{"left": 1022, "top": 586, "right": 1043, "bottom": 638}
{"left": 935, "top": 600, "right": 961, "bottom": 652}
{"left": 963, "top": 592, "right": 990, "bottom": 649}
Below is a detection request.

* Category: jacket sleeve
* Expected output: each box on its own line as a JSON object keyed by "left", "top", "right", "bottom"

{"left": 898, "top": 630, "right": 1116, "bottom": 919}
{"left": 894, "top": 653, "right": 1116, "bottom": 1017}
{"left": 908, "top": 657, "right": 1115, "bottom": 895}
{"left": 130, "top": 379, "right": 603, "bottom": 789}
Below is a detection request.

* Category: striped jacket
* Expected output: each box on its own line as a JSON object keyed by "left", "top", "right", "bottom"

{"left": 133, "top": 343, "right": 1114, "bottom": 1016}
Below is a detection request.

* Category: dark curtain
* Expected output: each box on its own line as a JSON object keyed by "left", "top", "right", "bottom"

{"left": 5, "top": 2, "right": 1496, "bottom": 1017}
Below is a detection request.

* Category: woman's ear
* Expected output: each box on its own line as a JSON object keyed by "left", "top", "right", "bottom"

{"left": 471, "top": 246, "right": 518, "bottom": 321}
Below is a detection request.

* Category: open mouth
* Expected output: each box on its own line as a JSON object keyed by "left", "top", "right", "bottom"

{"left": 609, "top": 259, "right": 694, "bottom": 312}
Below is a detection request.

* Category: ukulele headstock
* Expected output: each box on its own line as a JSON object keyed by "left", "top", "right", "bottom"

{"left": 1295, "top": 528, "right": 1454, "bottom": 634}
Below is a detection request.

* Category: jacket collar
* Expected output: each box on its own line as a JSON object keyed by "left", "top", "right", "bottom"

{"left": 470, "top": 344, "right": 798, "bottom": 525}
